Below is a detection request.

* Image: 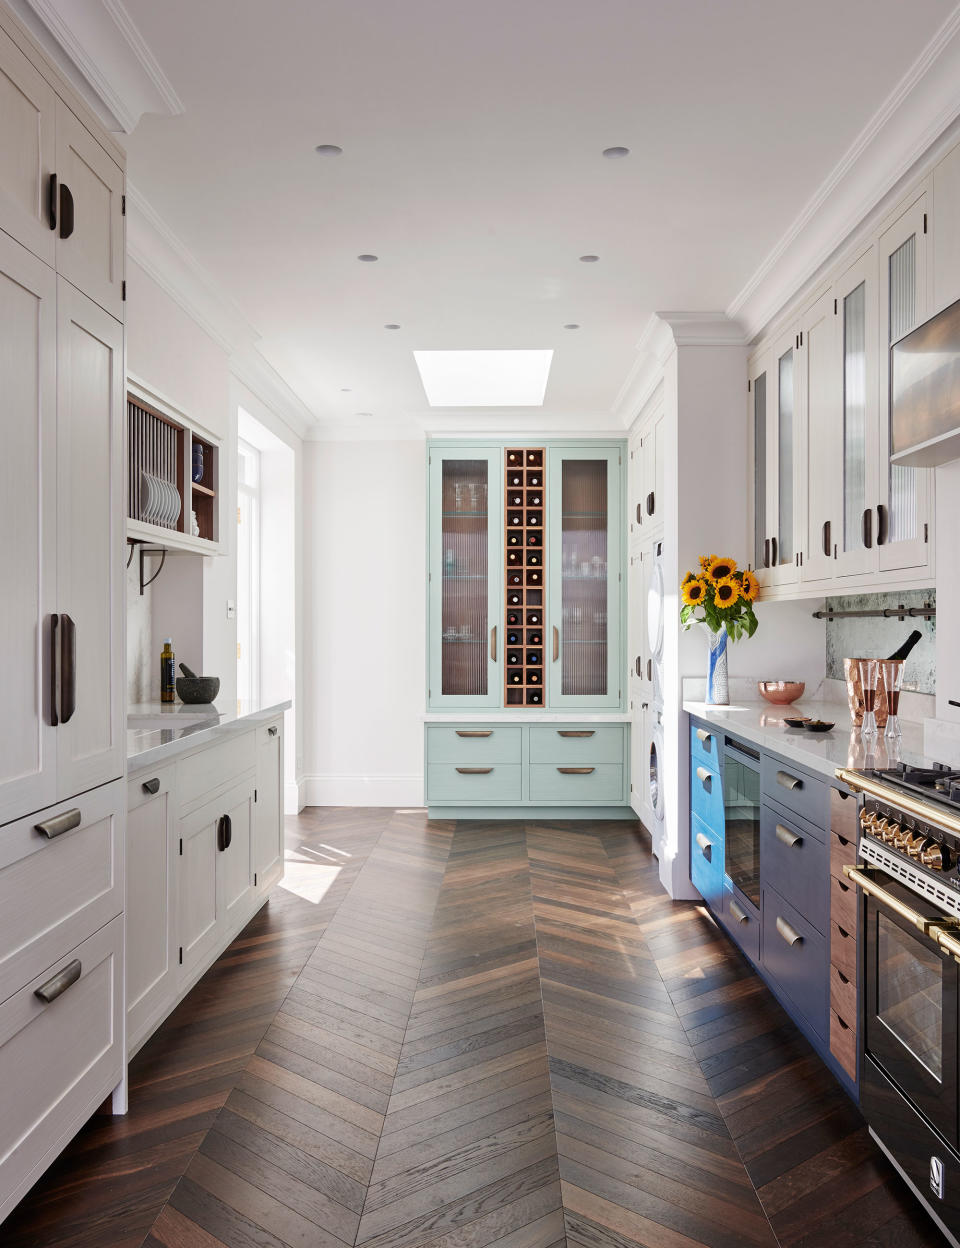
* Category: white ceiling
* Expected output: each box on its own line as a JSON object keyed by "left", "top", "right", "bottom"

{"left": 114, "top": 0, "right": 957, "bottom": 432}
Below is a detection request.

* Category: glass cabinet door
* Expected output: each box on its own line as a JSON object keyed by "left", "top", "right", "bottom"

{"left": 427, "top": 448, "right": 502, "bottom": 707}
{"left": 799, "top": 287, "right": 841, "bottom": 582}
{"left": 767, "top": 332, "right": 799, "bottom": 585}
{"left": 749, "top": 352, "right": 771, "bottom": 578}
{"left": 547, "top": 447, "right": 622, "bottom": 708}
{"left": 722, "top": 739, "right": 760, "bottom": 907}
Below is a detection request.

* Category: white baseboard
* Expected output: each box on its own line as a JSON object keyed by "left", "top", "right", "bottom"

{"left": 301, "top": 773, "right": 424, "bottom": 808}
{"left": 285, "top": 779, "right": 305, "bottom": 814}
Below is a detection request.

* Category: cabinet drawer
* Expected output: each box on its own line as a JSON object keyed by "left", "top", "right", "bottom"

{"left": 830, "top": 786, "right": 858, "bottom": 840}
{"left": 0, "top": 781, "right": 122, "bottom": 1007}
{"left": 830, "top": 1008, "right": 857, "bottom": 1082}
{"left": 426, "top": 764, "right": 521, "bottom": 804}
{"left": 831, "top": 918, "right": 858, "bottom": 983}
{"left": 690, "top": 756, "right": 723, "bottom": 831}
{"left": 529, "top": 726, "right": 624, "bottom": 765}
{"left": 718, "top": 883, "right": 760, "bottom": 964}
{"left": 830, "top": 827, "right": 858, "bottom": 883}
{"left": 426, "top": 726, "right": 521, "bottom": 766}
{"left": 830, "top": 871, "right": 857, "bottom": 933}
{"left": 760, "top": 805, "right": 828, "bottom": 935}
{"left": 829, "top": 961, "right": 857, "bottom": 1024}
{"left": 690, "top": 812, "right": 723, "bottom": 910}
{"left": 0, "top": 916, "right": 123, "bottom": 1224}
{"left": 528, "top": 764, "right": 623, "bottom": 803}
{"left": 762, "top": 885, "right": 827, "bottom": 1038}
{"left": 177, "top": 730, "right": 256, "bottom": 810}
{"left": 690, "top": 721, "right": 720, "bottom": 771}
{"left": 761, "top": 756, "right": 827, "bottom": 835}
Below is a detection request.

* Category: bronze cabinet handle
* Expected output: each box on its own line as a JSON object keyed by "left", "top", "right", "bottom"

{"left": 728, "top": 899, "right": 749, "bottom": 925}
{"left": 695, "top": 831, "right": 712, "bottom": 859}
{"left": 776, "top": 916, "right": 803, "bottom": 947}
{"left": 646, "top": 658, "right": 652, "bottom": 682}
{"left": 695, "top": 728, "right": 712, "bottom": 745}
{"left": 646, "top": 491, "right": 655, "bottom": 516}
{"left": 268, "top": 725, "right": 278, "bottom": 736}
{"left": 552, "top": 626, "right": 560, "bottom": 662}
{"left": 35, "top": 959, "right": 81, "bottom": 1004}
{"left": 60, "top": 613, "right": 76, "bottom": 724}
{"left": 776, "top": 770, "right": 802, "bottom": 791}
{"left": 142, "top": 777, "right": 160, "bottom": 795}
{"left": 47, "top": 172, "right": 57, "bottom": 231}
{"left": 771, "top": 535, "right": 778, "bottom": 566}
{"left": 822, "top": 519, "right": 831, "bottom": 557}
{"left": 490, "top": 625, "right": 497, "bottom": 662}
{"left": 557, "top": 766, "right": 595, "bottom": 774}
{"left": 58, "top": 182, "right": 74, "bottom": 239}
{"left": 456, "top": 767, "right": 493, "bottom": 774}
{"left": 764, "top": 537, "right": 770, "bottom": 568}
{"left": 877, "top": 503, "right": 888, "bottom": 546}
{"left": 635, "top": 656, "right": 642, "bottom": 677}
{"left": 34, "top": 808, "right": 81, "bottom": 839}
{"left": 775, "top": 823, "right": 802, "bottom": 849}
{"left": 50, "top": 613, "right": 60, "bottom": 726}
{"left": 636, "top": 502, "right": 642, "bottom": 524}
{"left": 456, "top": 730, "right": 493, "bottom": 737}
{"left": 558, "top": 730, "right": 594, "bottom": 738}
{"left": 862, "top": 507, "right": 873, "bottom": 549}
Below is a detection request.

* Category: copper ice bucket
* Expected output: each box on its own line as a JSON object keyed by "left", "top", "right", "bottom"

{"left": 844, "top": 657, "right": 892, "bottom": 728}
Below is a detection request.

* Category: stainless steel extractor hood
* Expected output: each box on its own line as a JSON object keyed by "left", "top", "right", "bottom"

{"left": 891, "top": 296, "right": 960, "bottom": 468}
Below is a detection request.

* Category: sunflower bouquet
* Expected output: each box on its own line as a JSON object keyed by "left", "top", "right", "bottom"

{"left": 680, "top": 555, "right": 759, "bottom": 641}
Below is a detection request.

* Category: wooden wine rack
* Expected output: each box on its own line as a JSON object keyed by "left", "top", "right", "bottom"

{"left": 504, "top": 448, "right": 545, "bottom": 705}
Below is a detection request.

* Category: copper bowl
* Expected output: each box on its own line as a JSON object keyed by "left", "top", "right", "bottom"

{"left": 757, "top": 681, "right": 805, "bottom": 706}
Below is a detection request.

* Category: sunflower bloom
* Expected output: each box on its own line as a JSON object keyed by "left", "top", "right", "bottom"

{"left": 707, "top": 555, "right": 738, "bottom": 582}
{"left": 698, "top": 554, "right": 715, "bottom": 573}
{"left": 682, "top": 577, "right": 708, "bottom": 606}
{"left": 714, "top": 576, "right": 740, "bottom": 607}
{"left": 682, "top": 571, "right": 696, "bottom": 585}
{"left": 740, "top": 570, "right": 759, "bottom": 601}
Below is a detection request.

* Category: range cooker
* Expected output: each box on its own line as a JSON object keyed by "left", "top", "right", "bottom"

{"left": 839, "top": 762, "right": 960, "bottom": 1247}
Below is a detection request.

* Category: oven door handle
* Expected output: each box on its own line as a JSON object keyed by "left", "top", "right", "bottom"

{"left": 931, "top": 925, "right": 960, "bottom": 964}
{"left": 843, "top": 865, "right": 940, "bottom": 935}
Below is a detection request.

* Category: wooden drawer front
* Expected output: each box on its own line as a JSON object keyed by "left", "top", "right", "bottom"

{"left": 829, "top": 961, "right": 856, "bottom": 1024}
{"left": 177, "top": 731, "right": 256, "bottom": 811}
{"left": 528, "top": 764, "right": 623, "bottom": 804}
{"left": 761, "top": 756, "right": 827, "bottom": 836}
{"left": 830, "top": 871, "right": 857, "bottom": 933}
{"left": 762, "top": 885, "right": 827, "bottom": 1038}
{"left": 690, "top": 721, "right": 720, "bottom": 771}
{"left": 830, "top": 828, "right": 858, "bottom": 883}
{"left": 0, "top": 916, "right": 123, "bottom": 1224}
{"left": 426, "top": 726, "right": 522, "bottom": 766}
{"left": 0, "top": 780, "right": 122, "bottom": 1007}
{"left": 690, "top": 812, "right": 723, "bottom": 910}
{"left": 830, "top": 1008, "right": 857, "bottom": 1082}
{"left": 760, "top": 806, "right": 828, "bottom": 935}
{"left": 426, "top": 764, "right": 522, "bottom": 804}
{"left": 718, "top": 883, "right": 760, "bottom": 964}
{"left": 690, "top": 755, "right": 723, "bottom": 832}
{"left": 830, "top": 786, "right": 858, "bottom": 840}
{"left": 831, "top": 919, "right": 858, "bottom": 983}
{"left": 529, "top": 725, "right": 624, "bottom": 765}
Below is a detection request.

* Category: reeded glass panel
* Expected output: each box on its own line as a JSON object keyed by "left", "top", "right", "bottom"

{"left": 441, "top": 460, "right": 488, "bottom": 696}
{"left": 753, "top": 372, "right": 767, "bottom": 570}
{"left": 877, "top": 913, "right": 943, "bottom": 1080}
{"left": 561, "top": 460, "right": 607, "bottom": 696}
{"left": 777, "top": 349, "right": 794, "bottom": 565}
{"left": 723, "top": 744, "right": 760, "bottom": 906}
{"left": 843, "top": 281, "right": 867, "bottom": 553}
{"left": 889, "top": 235, "right": 918, "bottom": 544}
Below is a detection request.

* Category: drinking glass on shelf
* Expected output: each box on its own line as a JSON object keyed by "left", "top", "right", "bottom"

{"left": 859, "top": 660, "right": 880, "bottom": 739}
{"left": 880, "top": 660, "right": 904, "bottom": 738}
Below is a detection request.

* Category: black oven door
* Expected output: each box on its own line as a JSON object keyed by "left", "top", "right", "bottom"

{"left": 862, "top": 869, "right": 960, "bottom": 1146}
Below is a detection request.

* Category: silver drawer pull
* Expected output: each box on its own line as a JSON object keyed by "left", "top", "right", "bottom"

{"left": 695, "top": 831, "right": 712, "bottom": 859}
{"left": 558, "top": 730, "right": 594, "bottom": 738}
{"left": 775, "top": 823, "right": 802, "bottom": 849}
{"left": 695, "top": 728, "right": 712, "bottom": 745}
{"left": 456, "top": 767, "right": 493, "bottom": 774}
{"left": 558, "top": 766, "right": 595, "bottom": 774}
{"left": 34, "top": 959, "right": 81, "bottom": 1004}
{"left": 696, "top": 766, "right": 712, "bottom": 787}
{"left": 456, "top": 730, "right": 493, "bottom": 737}
{"left": 776, "top": 916, "right": 803, "bottom": 947}
{"left": 728, "top": 899, "right": 748, "bottom": 925}
{"left": 776, "top": 770, "right": 802, "bottom": 792}
{"left": 34, "top": 808, "right": 81, "bottom": 839}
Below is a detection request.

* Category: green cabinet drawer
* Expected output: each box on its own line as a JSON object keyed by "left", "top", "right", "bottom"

{"left": 426, "top": 726, "right": 522, "bottom": 765}
{"left": 426, "top": 764, "right": 522, "bottom": 804}
{"left": 529, "top": 725, "right": 624, "bottom": 765}
{"left": 528, "top": 764, "right": 624, "bottom": 803}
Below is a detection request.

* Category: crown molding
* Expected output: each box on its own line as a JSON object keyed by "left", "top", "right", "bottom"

{"left": 656, "top": 311, "right": 746, "bottom": 347}
{"left": 729, "top": 3, "right": 960, "bottom": 341}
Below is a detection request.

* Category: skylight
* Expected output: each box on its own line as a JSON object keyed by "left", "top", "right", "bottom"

{"left": 413, "top": 349, "right": 553, "bottom": 407}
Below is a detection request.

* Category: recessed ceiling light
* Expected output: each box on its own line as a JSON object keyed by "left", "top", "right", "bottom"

{"left": 602, "top": 146, "right": 630, "bottom": 159}
{"left": 340, "top": 387, "right": 352, "bottom": 392}
{"left": 414, "top": 349, "right": 553, "bottom": 407}
{"left": 315, "top": 144, "right": 343, "bottom": 156}
{"left": 564, "top": 323, "right": 580, "bottom": 330}
{"left": 579, "top": 255, "right": 599, "bottom": 263}
{"left": 384, "top": 323, "right": 401, "bottom": 330}
{"left": 357, "top": 254, "right": 378, "bottom": 262}
{"left": 356, "top": 411, "right": 372, "bottom": 417}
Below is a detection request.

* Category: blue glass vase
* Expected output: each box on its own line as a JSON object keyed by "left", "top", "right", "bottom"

{"left": 191, "top": 442, "right": 204, "bottom": 484}
{"left": 705, "top": 623, "right": 729, "bottom": 705}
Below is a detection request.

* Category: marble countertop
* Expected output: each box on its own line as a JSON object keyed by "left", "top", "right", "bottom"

{"left": 682, "top": 697, "right": 934, "bottom": 782}
{"left": 127, "top": 699, "right": 291, "bottom": 772}
{"left": 422, "top": 711, "right": 631, "bottom": 723}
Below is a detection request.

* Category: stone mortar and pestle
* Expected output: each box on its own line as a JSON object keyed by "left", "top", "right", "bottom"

{"left": 176, "top": 662, "right": 220, "bottom": 704}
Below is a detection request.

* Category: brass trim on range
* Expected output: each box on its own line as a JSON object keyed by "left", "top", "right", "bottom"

{"left": 843, "top": 864, "right": 940, "bottom": 933}
{"left": 837, "top": 767, "right": 960, "bottom": 839}
{"left": 934, "top": 926, "right": 960, "bottom": 964}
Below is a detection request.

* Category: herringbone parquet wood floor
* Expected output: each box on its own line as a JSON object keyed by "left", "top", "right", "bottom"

{"left": 2, "top": 810, "right": 942, "bottom": 1248}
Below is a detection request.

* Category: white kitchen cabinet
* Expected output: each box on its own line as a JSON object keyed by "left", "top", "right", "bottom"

{"left": 798, "top": 286, "right": 841, "bottom": 584}
{"left": 628, "top": 431, "right": 643, "bottom": 544}
{"left": 628, "top": 404, "right": 665, "bottom": 543}
{"left": 254, "top": 720, "right": 284, "bottom": 893}
{"left": 0, "top": 231, "right": 57, "bottom": 826}
{"left": 0, "top": 25, "right": 56, "bottom": 267}
{"left": 749, "top": 349, "right": 772, "bottom": 576}
{"left": 221, "top": 780, "right": 256, "bottom": 929}
{"left": 751, "top": 329, "right": 800, "bottom": 589}
{"left": 178, "top": 792, "right": 222, "bottom": 984}
{"left": 125, "top": 768, "right": 176, "bottom": 1055}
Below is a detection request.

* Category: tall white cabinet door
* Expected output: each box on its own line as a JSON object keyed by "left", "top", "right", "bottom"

{"left": 799, "top": 288, "right": 842, "bottom": 583}
{"left": 0, "top": 232, "right": 57, "bottom": 825}
{"left": 126, "top": 769, "right": 176, "bottom": 1052}
{"left": 878, "top": 192, "right": 934, "bottom": 573}
{"left": 55, "top": 279, "right": 124, "bottom": 801}
{"left": 766, "top": 330, "right": 800, "bottom": 587}
{"left": 179, "top": 801, "right": 221, "bottom": 983}
{"left": 54, "top": 102, "right": 124, "bottom": 320}
{"left": 254, "top": 722, "right": 283, "bottom": 892}
{"left": 221, "top": 782, "right": 255, "bottom": 929}
{"left": 0, "top": 28, "right": 56, "bottom": 266}
{"left": 748, "top": 349, "right": 773, "bottom": 580}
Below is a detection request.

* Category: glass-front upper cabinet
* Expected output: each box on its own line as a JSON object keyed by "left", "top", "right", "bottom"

{"left": 750, "top": 335, "right": 798, "bottom": 588}
{"left": 749, "top": 350, "right": 771, "bottom": 580}
{"left": 878, "top": 191, "right": 933, "bottom": 573}
{"left": 799, "top": 286, "right": 841, "bottom": 583}
{"left": 427, "top": 448, "right": 502, "bottom": 708}
{"left": 548, "top": 446, "right": 622, "bottom": 708}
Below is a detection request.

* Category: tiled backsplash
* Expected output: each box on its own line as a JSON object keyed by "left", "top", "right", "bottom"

{"left": 824, "top": 589, "right": 936, "bottom": 694}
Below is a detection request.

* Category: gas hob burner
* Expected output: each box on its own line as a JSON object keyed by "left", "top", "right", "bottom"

{"left": 866, "top": 762, "right": 960, "bottom": 811}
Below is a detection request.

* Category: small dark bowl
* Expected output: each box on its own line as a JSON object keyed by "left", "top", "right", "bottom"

{"left": 783, "top": 716, "right": 811, "bottom": 728}
{"left": 176, "top": 675, "right": 220, "bottom": 704}
{"left": 803, "top": 719, "right": 835, "bottom": 733}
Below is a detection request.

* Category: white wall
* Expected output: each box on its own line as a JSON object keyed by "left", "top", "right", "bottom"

{"left": 303, "top": 439, "right": 426, "bottom": 806}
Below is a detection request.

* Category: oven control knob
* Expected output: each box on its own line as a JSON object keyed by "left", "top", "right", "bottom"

{"left": 859, "top": 808, "right": 874, "bottom": 829}
{"left": 893, "top": 826, "right": 914, "bottom": 851}
{"left": 877, "top": 819, "right": 898, "bottom": 843}
{"left": 870, "top": 816, "right": 889, "bottom": 838}
{"left": 905, "top": 831, "right": 928, "bottom": 858}
{"left": 920, "top": 839, "right": 945, "bottom": 870}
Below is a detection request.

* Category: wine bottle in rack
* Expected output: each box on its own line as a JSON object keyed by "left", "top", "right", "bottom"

{"left": 509, "top": 593, "right": 520, "bottom": 605}
{"left": 507, "top": 611, "right": 520, "bottom": 626}
{"left": 508, "top": 533, "right": 520, "bottom": 546}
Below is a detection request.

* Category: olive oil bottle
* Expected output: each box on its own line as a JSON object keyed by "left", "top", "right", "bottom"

{"left": 160, "top": 638, "right": 175, "bottom": 703}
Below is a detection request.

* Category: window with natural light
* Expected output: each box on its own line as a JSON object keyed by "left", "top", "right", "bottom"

{"left": 413, "top": 349, "right": 553, "bottom": 407}
{"left": 236, "top": 437, "right": 261, "bottom": 710}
